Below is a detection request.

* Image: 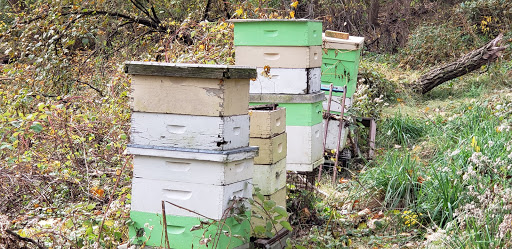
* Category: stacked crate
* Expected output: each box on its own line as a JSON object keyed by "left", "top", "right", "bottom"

{"left": 232, "top": 19, "right": 325, "bottom": 172}
{"left": 321, "top": 33, "right": 365, "bottom": 150}
{"left": 125, "top": 62, "right": 257, "bottom": 249}
{"left": 248, "top": 107, "right": 287, "bottom": 235}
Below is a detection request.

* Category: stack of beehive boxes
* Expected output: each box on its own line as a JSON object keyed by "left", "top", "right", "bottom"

{"left": 232, "top": 19, "right": 325, "bottom": 172}
{"left": 248, "top": 107, "right": 287, "bottom": 235}
{"left": 125, "top": 62, "right": 257, "bottom": 249}
{"left": 321, "top": 33, "right": 365, "bottom": 150}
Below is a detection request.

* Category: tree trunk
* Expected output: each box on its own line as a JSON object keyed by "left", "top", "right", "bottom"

{"left": 368, "top": 0, "right": 379, "bottom": 26}
{"left": 416, "top": 34, "right": 507, "bottom": 94}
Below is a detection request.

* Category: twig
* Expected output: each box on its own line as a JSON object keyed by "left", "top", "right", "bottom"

{"left": 163, "top": 201, "right": 214, "bottom": 220}
{"left": 5, "top": 229, "right": 47, "bottom": 249}
{"left": 95, "top": 157, "right": 130, "bottom": 248}
{"left": 161, "top": 201, "right": 171, "bottom": 249}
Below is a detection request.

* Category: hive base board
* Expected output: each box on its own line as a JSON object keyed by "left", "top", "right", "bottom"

{"left": 133, "top": 155, "right": 253, "bottom": 186}
{"left": 286, "top": 123, "right": 324, "bottom": 166}
{"left": 129, "top": 211, "right": 250, "bottom": 249}
{"left": 131, "top": 113, "right": 250, "bottom": 151}
{"left": 131, "top": 178, "right": 252, "bottom": 219}
{"left": 286, "top": 157, "right": 324, "bottom": 172}
{"left": 253, "top": 158, "right": 287, "bottom": 195}
{"left": 250, "top": 67, "right": 321, "bottom": 94}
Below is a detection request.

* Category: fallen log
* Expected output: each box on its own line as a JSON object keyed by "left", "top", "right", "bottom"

{"left": 416, "top": 34, "right": 507, "bottom": 94}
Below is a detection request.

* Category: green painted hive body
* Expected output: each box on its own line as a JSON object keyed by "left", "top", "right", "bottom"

{"left": 321, "top": 49, "right": 361, "bottom": 98}
{"left": 249, "top": 101, "right": 323, "bottom": 127}
{"left": 129, "top": 211, "right": 250, "bottom": 249}
{"left": 232, "top": 19, "right": 322, "bottom": 46}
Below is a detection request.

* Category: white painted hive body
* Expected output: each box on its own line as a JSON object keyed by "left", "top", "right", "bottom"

{"left": 323, "top": 96, "right": 353, "bottom": 113}
{"left": 131, "top": 112, "right": 250, "bottom": 150}
{"left": 253, "top": 158, "right": 287, "bottom": 195}
{"left": 250, "top": 68, "right": 321, "bottom": 94}
{"left": 131, "top": 177, "right": 252, "bottom": 219}
{"left": 286, "top": 122, "right": 324, "bottom": 171}
{"left": 235, "top": 46, "right": 322, "bottom": 68}
{"left": 323, "top": 119, "right": 349, "bottom": 151}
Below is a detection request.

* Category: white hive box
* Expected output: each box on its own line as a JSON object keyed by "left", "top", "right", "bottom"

{"left": 323, "top": 96, "right": 352, "bottom": 113}
{"left": 131, "top": 178, "right": 252, "bottom": 219}
{"left": 286, "top": 122, "right": 324, "bottom": 171}
{"left": 131, "top": 112, "right": 250, "bottom": 150}
{"left": 235, "top": 46, "right": 322, "bottom": 68}
{"left": 249, "top": 107, "right": 286, "bottom": 139}
{"left": 251, "top": 187, "right": 287, "bottom": 237}
{"left": 127, "top": 145, "right": 258, "bottom": 163}
{"left": 249, "top": 133, "right": 287, "bottom": 165}
{"left": 250, "top": 68, "right": 321, "bottom": 94}
{"left": 323, "top": 119, "right": 349, "bottom": 151}
{"left": 322, "top": 34, "right": 365, "bottom": 51}
{"left": 253, "top": 158, "right": 286, "bottom": 195}
{"left": 133, "top": 155, "right": 253, "bottom": 186}
{"left": 125, "top": 62, "right": 256, "bottom": 116}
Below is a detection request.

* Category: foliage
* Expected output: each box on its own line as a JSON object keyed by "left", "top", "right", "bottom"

{"left": 399, "top": 22, "right": 482, "bottom": 70}
{"left": 379, "top": 112, "right": 426, "bottom": 147}
{"left": 250, "top": 187, "right": 292, "bottom": 239}
{"left": 458, "top": 0, "right": 512, "bottom": 38}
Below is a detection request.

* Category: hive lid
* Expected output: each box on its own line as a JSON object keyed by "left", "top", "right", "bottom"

{"left": 322, "top": 33, "right": 365, "bottom": 51}
{"left": 125, "top": 61, "right": 257, "bottom": 79}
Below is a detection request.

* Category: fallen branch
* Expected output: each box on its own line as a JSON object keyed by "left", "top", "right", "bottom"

{"left": 5, "top": 229, "right": 47, "bottom": 249}
{"left": 416, "top": 33, "right": 508, "bottom": 94}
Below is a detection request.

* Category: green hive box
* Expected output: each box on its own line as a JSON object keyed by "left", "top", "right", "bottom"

{"left": 249, "top": 93, "right": 324, "bottom": 127}
{"left": 231, "top": 19, "right": 322, "bottom": 46}
{"left": 320, "top": 49, "right": 361, "bottom": 98}
{"left": 129, "top": 211, "right": 250, "bottom": 249}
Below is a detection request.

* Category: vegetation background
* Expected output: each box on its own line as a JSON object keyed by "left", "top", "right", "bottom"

{"left": 0, "top": 0, "right": 511, "bottom": 248}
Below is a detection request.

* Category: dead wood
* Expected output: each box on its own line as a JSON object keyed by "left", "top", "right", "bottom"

{"left": 416, "top": 33, "right": 507, "bottom": 94}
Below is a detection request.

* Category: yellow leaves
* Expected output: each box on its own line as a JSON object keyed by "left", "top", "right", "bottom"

{"left": 290, "top": 0, "right": 299, "bottom": 8}
{"left": 289, "top": 11, "right": 295, "bottom": 18}
{"left": 235, "top": 7, "right": 244, "bottom": 17}
{"left": 471, "top": 136, "right": 480, "bottom": 152}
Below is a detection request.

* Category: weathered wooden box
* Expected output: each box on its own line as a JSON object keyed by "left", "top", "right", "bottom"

{"left": 232, "top": 19, "right": 322, "bottom": 46}
{"left": 251, "top": 187, "right": 287, "bottom": 237}
{"left": 249, "top": 107, "right": 286, "bottom": 139}
{"left": 125, "top": 62, "right": 256, "bottom": 116}
{"left": 131, "top": 178, "right": 252, "bottom": 219}
{"left": 235, "top": 46, "right": 322, "bottom": 68}
{"left": 250, "top": 67, "right": 321, "bottom": 94}
{"left": 322, "top": 95, "right": 352, "bottom": 113}
{"left": 127, "top": 144, "right": 258, "bottom": 163}
{"left": 129, "top": 211, "right": 250, "bottom": 249}
{"left": 253, "top": 158, "right": 287, "bottom": 195}
{"left": 249, "top": 92, "right": 325, "bottom": 126}
{"left": 133, "top": 155, "right": 253, "bottom": 186}
{"left": 249, "top": 133, "right": 287, "bottom": 165}
{"left": 324, "top": 119, "right": 349, "bottom": 151}
{"left": 131, "top": 112, "right": 250, "bottom": 150}
{"left": 286, "top": 122, "right": 324, "bottom": 172}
